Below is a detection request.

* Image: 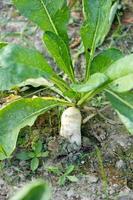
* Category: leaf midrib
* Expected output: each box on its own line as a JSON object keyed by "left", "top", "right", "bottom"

{"left": 40, "top": 0, "right": 58, "bottom": 35}
{"left": 85, "top": 3, "right": 102, "bottom": 80}
{"left": 8, "top": 98, "right": 71, "bottom": 130}
{"left": 105, "top": 89, "right": 133, "bottom": 109}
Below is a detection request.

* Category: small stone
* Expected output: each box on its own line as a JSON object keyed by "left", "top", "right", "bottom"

{"left": 102, "top": 194, "right": 107, "bottom": 198}
{"left": 19, "top": 160, "right": 27, "bottom": 167}
{"left": 109, "top": 189, "right": 115, "bottom": 195}
{"left": 116, "top": 160, "right": 126, "bottom": 170}
{"left": 118, "top": 187, "right": 133, "bottom": 200}
{"left": 118, "top": 193, "right": 133, "bottom": 200}
{"left": 66, "top": 189, "right": 74, "bottom": 198}
{"left": 127, "top": 177, "right": 133, "bottom": 190}
{"left": 82, "top": 197, "right": 90, "bottom": 200}
{"left": 82, "top": 137, "right": 91, "bottom": 147}
{"left": 0, "top": 178, "right": 4, "bottom": 186}
{"left": 86, "top": 175, "right": 98, "bottom": 183}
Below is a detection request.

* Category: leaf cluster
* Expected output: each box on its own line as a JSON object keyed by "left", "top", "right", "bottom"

{"left": 47, "top": 164, "right": 78, "bottom": 186}
{"left": 16, "top": 140, "right": 49, "bottom": 171}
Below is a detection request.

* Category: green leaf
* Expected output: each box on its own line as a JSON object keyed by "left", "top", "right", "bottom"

{"left": 65, "top": 165, "right": 75, "bottom": 175}
{"left": 67, "top": 175, "right": 78, "bottom": 182}
{"left": 90, "top": 48, "right": 123, "bottom": 74}
{"left": 32, "top": 141, "right": 43, "bottom": 154}
{"left": 81, "top": 0, "right": 113, "bottom": 50}
{"left": 43, "top": 31, "right": 74, "bottom": 82}
{"left": 13, "top": 0, "right": 70, "bottom": 44}
{"left": 103, "top": 54, "right": 133, "bottom": 93}
{"left": 0, "top": 44, "right": 69, "bottom": 93}
{"left": 71, "top": 73, "right": 108, "bottom": 92}
{"left": 0, "top": 44, "right": 53, "bottom": 91}
{"left": 31, "top": 157, "right": 39, "bottom": 171}
{"left": 0, "top": 145, "right": 8, "bottom": 157}
{"left": 109, "top": 73, "right": 133, "bottom": 93}
{"left": 16, "top": 151, "right": 30, "bottom": 161}
{"left": 28, "top": 152, "right": 35, "bottom": 159}
{"left": 10, "top": 180, "right": 51, "bottom": 200}
{"left": 47, "top": 166, "right": 61, "bottom": 176}
{"left": 0, "top": 42, "right": 8, "bottom": 49}
{"left": 18, "top": 77, "right": 54, "bottom": 88}
{"left": 106, "top": 90, "right": 133, "bottom": 133}
{"left": 102, "top": 0, "right": 119, "bottom": 44}
{"left": 54, "top": 4, "right": 70, "bottom": 45}
{"left": 82, "top": 0, "right": 118, "bottom": 49}
{"left": 59, "top": 175, "right": 66, "bottom": 186}
{"left": 81, "top": 0, "right": 112, "bottom": 50}
{"left": 63, "top": 90, "right": 79, "bottom": 99}
{"left": 81, "top": 0, "right": 117, "bottom": 80}
{"left": 105, "top": 54, "right": 133, "bottom": 80}
{"left": 40, "top": 151, "right": 49, "bottom": 158}
{"left": 117, "top": 112, "right": 133, "bottom": 135}
{"left": 0, "top": 97, "right": 71, "bottom": 160}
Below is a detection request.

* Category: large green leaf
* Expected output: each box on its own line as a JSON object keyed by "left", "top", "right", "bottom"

{"left": 13, "top": 0, "right": 70, "bottom": 44}
{"left": 101, "top": 0, "right": 118, "bottom": 44}
{"left": 81, "top": 0, "right": 112, "bottom": 50}
{"left": 93, "top": 53, "right": 133, "bottom": 93}
{"left": 90, "top": 48, "right": 123, "bottom": 74}
{"left": 71, "top": 73, "right": 108, "bottom": 92}
{"left": 0, "top": 44, "right": 53, "bottom": 90}
{"left": 81, "top": 0, "right": 117, "bottom": 80}
{"left": 43, "top": 31, "right": 74, "bottom": 82}
{"left": 106, "top": 90, "right": 133, "bottom": 133}
{"left": 0, "top": 42, "right": 8, "bottom": 49}
{"left": 109, "top": 73, "right": 133, "bottom": 93}
{"left": 105, "top": 54, "right": 133, "bottom": 80}
{"left": 0, "top": 97, "right": 71, "bottom": 160}
{"left": 0, "top": 44, "right": 70, "bottom": 92}
{"left": 10, "top": 180, "right": 51, "bottom": 200}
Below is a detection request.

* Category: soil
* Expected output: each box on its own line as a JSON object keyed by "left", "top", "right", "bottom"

{"left": 0, "top": 1, "right": 133, "bottom": 200}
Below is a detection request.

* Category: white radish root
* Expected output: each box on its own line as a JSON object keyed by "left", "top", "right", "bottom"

{"left": 60, "top": 107, "right": 82, "bottom": 148}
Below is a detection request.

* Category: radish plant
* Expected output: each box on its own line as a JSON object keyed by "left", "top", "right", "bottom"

{"left": 0, "top": 0, "right": 133, "bottom": 160}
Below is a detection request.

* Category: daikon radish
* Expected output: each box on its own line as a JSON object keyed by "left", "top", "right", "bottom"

{"left": 60, "top": 107, "right": 82, "bottom": 148}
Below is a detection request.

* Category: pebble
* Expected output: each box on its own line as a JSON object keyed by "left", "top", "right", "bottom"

{"left": 82, "top": 137, "right": 91, "bottom": 147}
{"left": 118, "top": 187, "right": 133, "bottom": 200}
{"left": 116, "top": 160, "right": 126, "bottom": 170}
{"left": 66, "top": 188, "right": 74, "bottom": 198}
{"left": 0, "top": 178, "right": 4, "bottom": 186}
{"left": 81, "top": 160, "right": 85, "bottom": 164}
{"left": 118, "top": 194, "right": 133, "bottom": 200}
{"left": 86, "top": 175, "right": 99, "bottom": 183}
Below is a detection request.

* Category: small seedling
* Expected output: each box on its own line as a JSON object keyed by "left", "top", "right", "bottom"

{"left": 0, "top": 0, "right": 133, "bottom": 160}
{"left": 48, "top": 165, "right": 78, "bottom": 186}
{"left": 16, "top": 140, "right": 49, "bottom": 171}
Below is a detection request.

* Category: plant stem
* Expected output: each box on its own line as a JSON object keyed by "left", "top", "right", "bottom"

{"left": 77, "top": 91, "right": 94, "bottom": 106}
{"left": 85, "top": 9, "right": 101, "bottom": 81}
{"left": 96, "top": 147, "right": 108, "bottom": 200}
{"left": 51, "top": 75, "right": 71, "bottom": 92}
{"left": 85, "top": 47, "right": 95, "bottom": 81}
{"left": 77, "top": 84, "right": 108, "bottom": 106}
